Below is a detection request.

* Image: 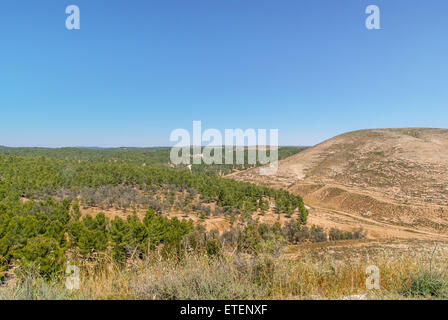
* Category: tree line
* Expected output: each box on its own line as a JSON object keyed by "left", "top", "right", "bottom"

{"left": 0, "top": 154, "right": 308, "bottom": 219}
{"left": 0, "top": 146, "right": 306, "bottom": 176}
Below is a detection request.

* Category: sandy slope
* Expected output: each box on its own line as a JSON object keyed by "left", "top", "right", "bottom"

{"left": 230, "top": 128, "right": 448, "bottom": 239}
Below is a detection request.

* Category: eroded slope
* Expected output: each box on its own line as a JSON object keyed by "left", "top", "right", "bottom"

{"left": 231, "top": 128, "right": 448, "bottom": 236}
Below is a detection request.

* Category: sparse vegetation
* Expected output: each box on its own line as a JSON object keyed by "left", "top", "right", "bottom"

{"left": 0, "top": 144, "right": 446, "bottom": 300}
{"left": 233, "top": 128, "right": 448, "bottom": 234}
{"left": 2, "top": 246, "right": 447, "bottom": 300}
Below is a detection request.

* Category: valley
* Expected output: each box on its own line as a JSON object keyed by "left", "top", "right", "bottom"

{"left": 1, "top": 129, "right": 448, "bottom": 300}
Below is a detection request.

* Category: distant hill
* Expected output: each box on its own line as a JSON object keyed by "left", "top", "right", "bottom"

{"left": 231, "top": 128, "right": 448, "bottom": 233}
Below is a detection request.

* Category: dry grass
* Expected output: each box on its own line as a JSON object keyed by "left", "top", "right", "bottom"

{"left": 2, "top": 245, "right": 447, "bottom": 300}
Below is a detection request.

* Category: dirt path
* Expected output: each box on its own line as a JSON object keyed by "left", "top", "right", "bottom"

{"left": 306, "top": 205, "right": 448, "bottom": 241}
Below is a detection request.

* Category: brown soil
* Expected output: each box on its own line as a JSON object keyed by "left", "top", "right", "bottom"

{"left": 230, "top": 128, "right": 448, "bottom": 240}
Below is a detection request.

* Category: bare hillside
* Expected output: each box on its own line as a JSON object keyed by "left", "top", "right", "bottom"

{"left": 230, "top": 128, "right": 448, "bottom": 237}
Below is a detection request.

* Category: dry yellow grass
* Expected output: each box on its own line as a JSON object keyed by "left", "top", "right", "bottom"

{"left": 2, "top": 242, "right": 447, "bottom": 300}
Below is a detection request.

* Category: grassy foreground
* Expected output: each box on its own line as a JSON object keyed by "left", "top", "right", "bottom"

{"left": 1, "top": 248, "right": 447, "bottom": 300}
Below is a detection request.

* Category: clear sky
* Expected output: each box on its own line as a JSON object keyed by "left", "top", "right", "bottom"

{"left": 0, "top": 0, "right": 447, "bottom": 147}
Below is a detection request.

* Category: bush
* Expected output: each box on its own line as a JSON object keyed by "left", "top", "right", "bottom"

{"left": 0, "top": 237, "right": 9, "bottom": 280}
{"left": 252, "top": 257, "right": 275, "bottom": 287}
{"left": 78, "top": 229, "right": 108, "bottom": 256}
{"left": 238, "top": 225, "right": 262, "bottom": 252}
{"left": 310, "top": 226, "right": 327, "bottom": 242}
{"left": 109, "top": 217, "right": 128, "bottom": 263}
{"left": 329, "top": 228, "right": 365, "bottom": 241}
{"left": 329, "top": 228, "right": 344, "bottom": 241}
{"left": 400, "top": 270, "right": 448, "bottom": 298}
{"left": 282, "top": 220, "right": 299, "bottom": 243}
{"left": 16, "top": 235, "right": 65, "bottom": 278}
{"left": 298, "top": 204, "right": 308, "bottom": 225}
{"left": 221, "top": 228, "right": 239, "bottom": 247}
{"left": 0, "top": 237, "right": 10, "bottom": 261}
{"left": 124, "top": 214, "right": 149, "bottom": 257}
{"left": 206, "top": 239, "right": 221, "bottom": 257}
{"left": 44, "top": 221, "right": 66, "bottom": 247}
{"left": 295, "top": 225, "right": 310, "bottom": 242}
{"left": 67, "top": 221, "right": 84, "bottom": 247}
{"left": 5, "top": 216, "right": 38, "bottom": 251}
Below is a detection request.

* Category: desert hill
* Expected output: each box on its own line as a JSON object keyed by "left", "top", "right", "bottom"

{"left": 230, "top": 128, "right": 448, "bottom": 238}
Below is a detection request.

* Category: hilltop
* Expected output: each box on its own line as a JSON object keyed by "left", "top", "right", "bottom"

{"left": 230, "top": 128, "right": 448, "bottom": 238}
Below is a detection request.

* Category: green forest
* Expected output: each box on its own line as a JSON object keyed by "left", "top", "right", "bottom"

{"left": 0, "top": 149, "right": 312, "bottom": 280}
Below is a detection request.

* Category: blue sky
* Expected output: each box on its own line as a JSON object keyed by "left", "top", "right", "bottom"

{"left": 0, "top": 0, "right": 447, "bottom": 147}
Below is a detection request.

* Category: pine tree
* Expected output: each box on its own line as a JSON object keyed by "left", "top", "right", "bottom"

{"left": 70, "top": 199, "right": 82, "bottom": 221}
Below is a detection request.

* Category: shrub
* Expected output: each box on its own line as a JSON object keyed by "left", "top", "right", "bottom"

{"left": 352, "top": 228, "right": 365, "bottom": 239}
{"left": 400, "top": 269, "right": 448, "bottom": 298}
{"left": 221, "top": 228, "right": 240, "bottom": 247}
{"left": 0, "top": 237, "right": 10, "bottom": 280}
{"left": 67, "top": 221, "right": 84, "bottom": 247}
{"left": 206, "top": 239, "right": 221, "bottom": 257}
{"left": 44, "top": 221, "right": 66, "bottom": 247}
{"left": 109, "top": 217, "right": 128, "bottom": 263}
{"left": 282, "top": 220, "right": 299, "bottom": 243}
{"left": 0, "top": 237, "right": 10, "bottom": 261}
{"left": 124, "top": 214, "right": 149, "bottom": 257}
{"left": 4, "top": 216, "right": 38, "bottom": 251}
{"left": 238, "top": 225, "right": 262, "bottom": 252}
{"left": 298, "top": 204, "right": 308, "bottom": 225}
{"left": 329, "top": 228, "right": 365, "bottom": 241}
{"left": 16, "top": 235, "right": 65, "bottom": 278}
{"left": 252, "top": 257, "right": 275, "bottom": 287}
{"left": 295, "top": 225, "right": 310, "bottom": 242}
{"left": 310, "top": 226, "right": 327, "bottom": 242}
{"left": 329, "top": 228, "right": 344, "bottom": 241}
{"left": 78, "top": 228, "right": 108, "bottom": 256}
